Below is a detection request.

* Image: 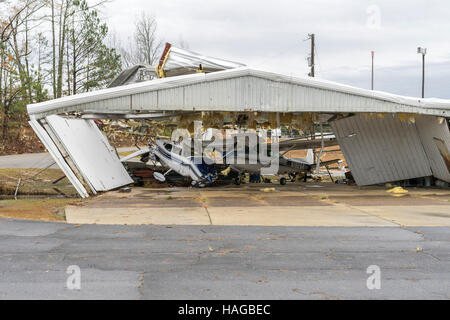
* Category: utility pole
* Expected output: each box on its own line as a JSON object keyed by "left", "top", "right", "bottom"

{"left": 306, "top": 33, "right": 316, "bottom": 162}
{"left": 371, "top": 51, "right": 374, "bottom": 90}
{"left": 307, "top": 33, "right": 315, "bottom": 77}
{"left": 417, "top": 47, "right": 427, "bottom": 98}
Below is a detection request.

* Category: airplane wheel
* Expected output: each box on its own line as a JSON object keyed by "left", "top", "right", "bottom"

{"left": 280, "top": 177, "right": 287, "bottom": 185}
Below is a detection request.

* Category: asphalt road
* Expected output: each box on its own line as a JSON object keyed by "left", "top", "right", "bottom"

{"left": 0, "top": 218, "right": 448, "bottom": 299}
{"left": 0, "top": 153, "right": 57, "bottom": 169}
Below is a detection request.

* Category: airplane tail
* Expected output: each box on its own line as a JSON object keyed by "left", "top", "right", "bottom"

{"left": 305, "top": 149, "right": 314, "bottom": 165}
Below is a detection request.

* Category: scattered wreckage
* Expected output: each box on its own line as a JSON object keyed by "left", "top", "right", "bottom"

{"left": 119, "top": 134, "right": 343, "bottom": 187}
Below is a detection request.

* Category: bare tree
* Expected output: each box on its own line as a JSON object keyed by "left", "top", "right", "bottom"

{"left": 176, "top": 34, "right": 189, "bottom": 50}
{"left": 113, "top": 34, "right": 138, "bottom": 68}
{"left": 115, "top": 12, "right": 162, "bottom": 68}
{"left": 134, "top": 12, "right": 162, "bottom": 66}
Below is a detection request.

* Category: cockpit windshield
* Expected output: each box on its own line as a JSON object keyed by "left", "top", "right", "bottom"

{"left": 163, "top": 142, "right": 183, "bottom": 156}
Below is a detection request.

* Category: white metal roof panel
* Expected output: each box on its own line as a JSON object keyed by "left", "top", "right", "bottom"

{"left": 164, "top": 46, "right": 246, "bottom": 72}
{"left": 28, "top": 119, "right": 89, "bottom": 198}
{"left": 45, "top": 115, "right": 133, "bottom": 192}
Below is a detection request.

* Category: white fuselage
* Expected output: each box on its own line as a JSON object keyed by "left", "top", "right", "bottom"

{"left": 152, "top": 140, "right": 204, "bottom": 182}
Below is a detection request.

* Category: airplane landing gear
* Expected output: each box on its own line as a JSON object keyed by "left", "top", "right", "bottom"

{"left": 191, "top": 180, "right": 206, "bottom": 188}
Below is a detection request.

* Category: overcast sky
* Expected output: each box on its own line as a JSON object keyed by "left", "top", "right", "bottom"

{"left": 102, "top": 0, "right": 450, "bottom": 99}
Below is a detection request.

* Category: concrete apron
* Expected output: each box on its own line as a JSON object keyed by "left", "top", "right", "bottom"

{"left": 65, "top": 205, "right": 450, "bottom": 227}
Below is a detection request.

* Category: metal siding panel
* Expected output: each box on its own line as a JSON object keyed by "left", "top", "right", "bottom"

{"left": 252, "top": 78, "right": 260, "bottom": 109}
{"left": 132, "top": 91, "right": 158, "bottom": 110}
{"left": 358, "top": 117, "right": 380, "bottom": 184}
{"left": 383, "top": 116, "right": 405, "bottom": 179}
{"left": 184, "top": 83, "right": 194, "bottom": 108}
{"left": 159, "top": 87, "right": 183, "bottom": 109}
{"left": 399, "top": 120, "right": 419, "bottom": 177}
{"left": 372, "top": 116, "right": 391, "bottom": 179}
{"left": 393, "top": 118, "right": 415, "bottom": 177}
{"left": 416, "top": 115, "right": 450, "bottom": 182}
{"left": 357, "top": 117, "right": 381, "bottom": 183}
{"left": 331, "top": 114, "right": 432, "bottom": 185}
{"left": 82, "top": 96, "right": 131, "bottom": 112}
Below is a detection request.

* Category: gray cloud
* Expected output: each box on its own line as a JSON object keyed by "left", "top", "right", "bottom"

{"left": 103, "top": 0, "right": 450, "bottom": 98}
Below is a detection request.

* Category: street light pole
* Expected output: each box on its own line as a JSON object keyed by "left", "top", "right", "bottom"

{"left": 422, "top": 53, "right": 425, "bottom": 98}
{"left": 417, "top": 47, "right": 427, "bottom": 98}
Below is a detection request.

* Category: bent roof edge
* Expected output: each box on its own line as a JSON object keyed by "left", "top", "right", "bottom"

{"left": 27, "top": 67, "right": 450, "bottom": 117}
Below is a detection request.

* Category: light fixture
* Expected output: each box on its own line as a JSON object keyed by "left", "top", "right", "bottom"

{"left": 417, "top": 47, "right": 427, "bottom": 55}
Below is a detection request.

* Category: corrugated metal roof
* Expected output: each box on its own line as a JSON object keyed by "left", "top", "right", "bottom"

{"left": 107, "top": 64, "right": 150, "bottom": 88}
{"left": 330, "top": 114, "right": 433, "bottom": 185}
{"left": 28, "top": 67, "right": 450, "bottom": 119}
{"left": 162, "top": 45, "right": 246, "bottom": 77}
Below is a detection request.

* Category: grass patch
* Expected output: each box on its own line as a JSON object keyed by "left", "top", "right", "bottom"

{"left": 0, "top": 168, "right": 78, "bottom": 196}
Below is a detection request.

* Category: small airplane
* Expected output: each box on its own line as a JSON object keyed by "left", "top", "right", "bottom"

{"left": 227, "top": 145, "right": 343, "bottom": 185}
{"left": 121, "top": 139, "right": 218, "bottom": 187}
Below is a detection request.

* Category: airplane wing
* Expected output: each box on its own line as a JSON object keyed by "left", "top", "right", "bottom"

{"left": 315, "top": 158, "right": 343, "bottom": 167}
{"left": 120, "top": 148, "right": 150, "bottom": 162}
{"left": 202, "top": 138, "right": 338, "bottom": 153}
{"left": 278, "top": 138, "right": 338, "bottom": 151}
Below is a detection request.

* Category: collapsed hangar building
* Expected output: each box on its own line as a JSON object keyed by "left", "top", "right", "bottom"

{"left": 27, "top": 45, "right": 450, "bottom": 198}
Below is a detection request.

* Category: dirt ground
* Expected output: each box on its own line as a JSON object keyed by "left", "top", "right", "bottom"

{"left": 0, "top": 166, "right": 82, "bottom": 221}
{"left": 0, "top": 123, "right": 46, "bottom": 156}
{"left": 0, "top": 198, "right": 82, "bottom": 222}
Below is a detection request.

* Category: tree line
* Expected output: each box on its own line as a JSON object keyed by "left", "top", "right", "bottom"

{"left": 0, "top": 0, "right": 169, "bottom": 145}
